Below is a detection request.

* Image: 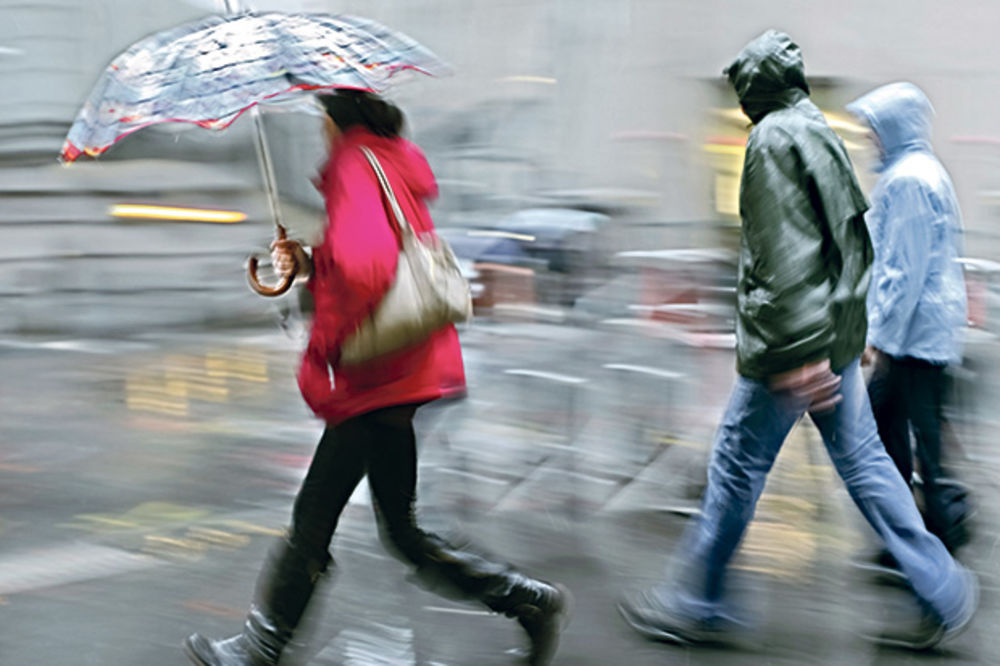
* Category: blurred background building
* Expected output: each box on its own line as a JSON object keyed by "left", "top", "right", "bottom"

{"left": 3, "top": 7, "right": 1000, "bottom": 662}
{"left": 3, "top": 0, "right": 1000, "bottom": 335}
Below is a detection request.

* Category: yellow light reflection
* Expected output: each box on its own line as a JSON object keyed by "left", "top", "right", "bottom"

{"left": 713, "top": 108, "right": 869, "bottom": 136}
{"left": 110, "top": 204, "right": 247, "bottom": 223}
{"left": 702, "top": 143, "right": 745, "bottom": 155}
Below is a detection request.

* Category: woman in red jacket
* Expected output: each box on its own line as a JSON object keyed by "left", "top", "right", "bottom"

{"left": 184, "top": 90, "right": 569, "bottom": 666}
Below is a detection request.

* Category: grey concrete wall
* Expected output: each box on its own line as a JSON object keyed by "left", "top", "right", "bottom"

{"left": 3, "top": 0, "right": 1000, "bottom": 335}
{"left": 250, "top": 0, "right": 1000, "bottom": 238}
{"left": 6, "top": 0, "right": 1000, "bottom": 226}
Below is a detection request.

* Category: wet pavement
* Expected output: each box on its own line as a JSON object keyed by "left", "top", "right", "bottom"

{"left": 1, "top": 322, "right": 998, "bottom": 665}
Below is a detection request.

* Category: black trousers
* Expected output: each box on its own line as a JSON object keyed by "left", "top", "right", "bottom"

{"left": 277, "top": 403, "right": 541, "bottom": 619}
{"left": 867, "top": 355, "right": 969, "bottom": 551}
{"left": 290, "top": 404, "right": 426, "bottom": 564}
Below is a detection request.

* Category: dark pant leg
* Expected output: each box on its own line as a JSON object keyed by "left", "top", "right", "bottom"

{"left": 354, "top": 404, "right": 424, "bottom": 563}
{"left": 288, "top": 419, "right": 371, "bottom": 558}
{"left": 900, "top": 359, "right": 964, "bottom": 549}
{"left": 901, "top": 359, "right": 947, "bottom": 483}
{"left": 867, "top": 355, "right": 913, "bottom": 486}
{"left": 250, "top": 418, "right": 371, "bottom": 649}
{"left": 364, "top": 404, "right": 549, "bottom": 616}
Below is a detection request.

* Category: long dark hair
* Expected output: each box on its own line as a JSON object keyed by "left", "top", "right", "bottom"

{"left": 318, "top": 89, "right": 405, "bottom": 138}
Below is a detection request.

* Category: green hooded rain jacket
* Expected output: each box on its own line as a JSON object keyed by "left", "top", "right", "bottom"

{"left": 726, "top": 30, "right": 873, "bottom": 379}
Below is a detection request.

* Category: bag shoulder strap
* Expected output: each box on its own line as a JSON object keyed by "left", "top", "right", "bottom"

{"left": 359, "top": 145, "right": 412, "bottom": 239}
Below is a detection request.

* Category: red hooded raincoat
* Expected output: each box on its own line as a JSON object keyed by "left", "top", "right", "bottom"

{"left": 297, "top": 127, "right": 466, "bottom": 424}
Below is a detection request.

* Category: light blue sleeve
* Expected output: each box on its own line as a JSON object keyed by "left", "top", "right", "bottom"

{"left": 866, "top": 178, "right": 934, "bottom": 355}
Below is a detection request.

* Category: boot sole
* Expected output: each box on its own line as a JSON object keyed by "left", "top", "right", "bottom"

{"left": 182, "top": 636, "right": 212, "bottom": 666}
{"left": 521, "top": 584, "right": 574, "bottom": 666}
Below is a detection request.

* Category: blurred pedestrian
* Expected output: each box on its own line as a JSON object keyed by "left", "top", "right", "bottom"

{"left": 184, "top": 90, "right": 569, "bottom": 666}
{"left": 848, "top": 82, "right": 973, "bottom": 556}
{"left": 618, "top": 31, "right": 977, "bottom": 651}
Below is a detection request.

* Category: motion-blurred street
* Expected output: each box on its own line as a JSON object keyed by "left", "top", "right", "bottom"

{"left": 6, "top": 1, "right": 1000, "bottom": 664}
{"left": 2, "top": 322, "right": 997, "bottom": 664}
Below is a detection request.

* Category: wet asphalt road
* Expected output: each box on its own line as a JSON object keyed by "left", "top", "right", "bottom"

{"left": 1, "top": 325, "right": 998, "bottom": 665}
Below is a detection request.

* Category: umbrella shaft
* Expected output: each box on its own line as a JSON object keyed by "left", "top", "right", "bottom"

{"left": 251, "top": 108, "right": 285, "bottom": 235}
{"left": 218, "top": 1, "right": 284, "bottom": 236}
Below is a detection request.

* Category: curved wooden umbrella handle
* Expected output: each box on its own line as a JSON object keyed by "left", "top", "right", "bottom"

{"left": 247, "top": 254, "right": 297, "bottom": 297}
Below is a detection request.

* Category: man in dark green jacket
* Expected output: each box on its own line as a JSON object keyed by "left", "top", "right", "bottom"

{"left": 619, "top": 30, "right": 977, "bottom": 651}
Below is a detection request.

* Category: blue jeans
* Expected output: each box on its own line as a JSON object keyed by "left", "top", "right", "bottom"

{"left": 667, "top": 358, "right": 972, "bottom": 628}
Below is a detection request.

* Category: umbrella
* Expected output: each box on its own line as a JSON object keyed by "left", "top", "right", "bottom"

{"left": 60, "top": 9, "right": 447, "bottom": 295}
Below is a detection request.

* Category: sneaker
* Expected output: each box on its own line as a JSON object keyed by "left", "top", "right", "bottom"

{"left": 871, "top": 611, "right": 947, "bottom": 651}
{"left": 617, "top": 589, "right": 724, "bottom": 645}
{"left": 943, "top": 566, "right": 980, "bottom": 644}
{"left": 871, "top": 566, "right": 979, "bottom": 651}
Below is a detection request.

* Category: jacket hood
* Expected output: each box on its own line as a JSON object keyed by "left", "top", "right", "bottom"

{"left": 330, "top": 126, "right": 438, "bottom": 199}
{"left": 725, "top": 30, "right": 810, "bottom": 123}
{"left": 847, "top": 82, "right": 934, "bottom": 167}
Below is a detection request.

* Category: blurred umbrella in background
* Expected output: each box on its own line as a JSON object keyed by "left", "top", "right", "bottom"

{"left": 437, "top": 228, "right": 532, "bottom": 266}
{"left": 59, "top": 8, "right": 448, "bottom": 294}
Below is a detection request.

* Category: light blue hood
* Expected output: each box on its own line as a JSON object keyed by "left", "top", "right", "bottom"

{"left": 847, "top": 82, "right": 934, "bottom": 171}
{"left": 846, "top": 82, "right": 966, "bottom": 364}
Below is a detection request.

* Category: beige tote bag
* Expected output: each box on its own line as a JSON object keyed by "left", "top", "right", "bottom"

{"left": 339, "top": 146, "right": 472, "bottom": 365}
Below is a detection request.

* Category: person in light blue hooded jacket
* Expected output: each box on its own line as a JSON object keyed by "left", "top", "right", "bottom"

{"left": 847, "top": 82, "right": 971, "bottom": 553}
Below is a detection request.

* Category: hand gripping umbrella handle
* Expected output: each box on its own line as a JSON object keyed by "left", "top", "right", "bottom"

{"left": 247, "top": 227, "right": 298, "bottom": 297}
{"left": 246, "top": 256, "right": 297, "bottom": 297}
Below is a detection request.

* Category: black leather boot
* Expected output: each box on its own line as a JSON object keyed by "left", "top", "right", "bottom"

{"left": 404, "top": 534, "right": 572, "bottom": 666}
{"left": 183, "top": 634, "right": 253, "bottom": 666}
{"left": 183, "top": 538, "right": 329, "bottom": 666}
{"left": 504, "top": 577, "right": 572, "bottom": 666}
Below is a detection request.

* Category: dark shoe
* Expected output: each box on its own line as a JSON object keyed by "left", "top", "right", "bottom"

{"left": 513, "top": 582, "right": 572, "bottom": 666}
{"left": 925, "top": 478, "right": 976, "bottom": 553}
{"left": 183, "top": 632, "right": 275, "bottom": 666}
{"left": 618, "top": 589, "right": 722, "bottom": 645}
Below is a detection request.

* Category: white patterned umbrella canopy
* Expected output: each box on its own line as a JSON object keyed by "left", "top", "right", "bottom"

{"left": 60, "top": 12, "right": 448, "bottom": 162}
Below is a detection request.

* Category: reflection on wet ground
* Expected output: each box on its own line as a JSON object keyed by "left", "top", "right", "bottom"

{"left": 1, "top": 325, "right": 997, "bottom": 664}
